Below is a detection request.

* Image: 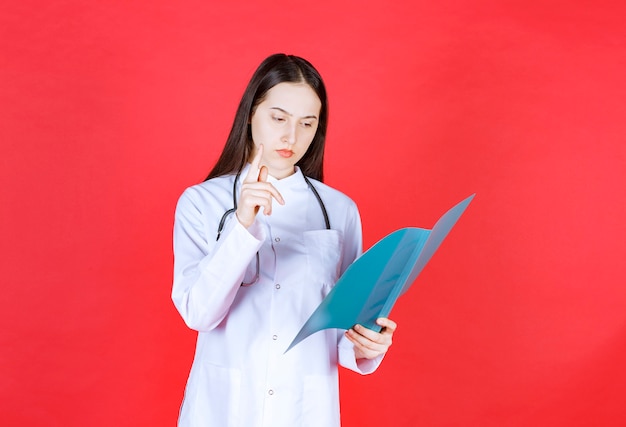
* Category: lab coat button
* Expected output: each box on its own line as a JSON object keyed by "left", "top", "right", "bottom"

{"left": 272, "top": 335, "right": 278, "bottom": 340}
{"left": 268, "top": 389, "right": 274, "bottom": 395}
{"left": 275, "top": 284, "right": 281, "bottom": 289}
{"left": 274, "top": 237, "right": 280, "bottom": 243}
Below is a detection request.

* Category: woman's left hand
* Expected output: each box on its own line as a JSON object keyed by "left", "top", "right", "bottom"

{"left": 345, "top": 317, "right": 397, "bottom": 360}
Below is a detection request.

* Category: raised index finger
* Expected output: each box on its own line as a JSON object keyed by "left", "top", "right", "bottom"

{"left": 244, "top": 144, "right": 263, "bottom": 183}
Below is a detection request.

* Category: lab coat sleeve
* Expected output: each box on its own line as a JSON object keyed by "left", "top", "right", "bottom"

{"left": 338, "top": 336, "right": 385, "bottom": 374}
{"left": 335, "top": 200, "right": 386, "bottom": 374}
{"left": 171, "top": 188, "right": 264, "bottom": 332}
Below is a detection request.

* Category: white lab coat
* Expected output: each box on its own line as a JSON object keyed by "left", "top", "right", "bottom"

{"left": 172, "top": 165, "right": 383, "bottom": 427}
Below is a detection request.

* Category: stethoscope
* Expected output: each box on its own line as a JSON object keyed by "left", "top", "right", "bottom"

{"left": 216, "top": 169, "right": 331, "bottom": 286}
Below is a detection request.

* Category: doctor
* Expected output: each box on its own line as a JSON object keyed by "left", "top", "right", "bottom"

{"left": 172, "top": 53, "right": 397, "bottom": 427}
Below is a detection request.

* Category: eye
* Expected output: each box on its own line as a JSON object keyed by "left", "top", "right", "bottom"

{"left": 272, "top": 115, "right": 286, "bottom": 123}
{"left": 301, "top": 121, "right": 314, "bottom": 128}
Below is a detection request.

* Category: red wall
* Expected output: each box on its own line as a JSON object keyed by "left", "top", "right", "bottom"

{"left": 2, "top": 1, "right": 625, "bottom": 426}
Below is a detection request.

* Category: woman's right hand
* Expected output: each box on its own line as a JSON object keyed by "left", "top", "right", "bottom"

{"left": 236, "top": 144, "right": 285, "bottom": 228}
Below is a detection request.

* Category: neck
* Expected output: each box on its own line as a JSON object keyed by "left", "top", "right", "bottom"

{"left": 269, "top": 166, "right": 297, "bottom": 180}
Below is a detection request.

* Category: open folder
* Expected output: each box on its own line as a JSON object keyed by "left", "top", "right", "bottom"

{"left": 285, "top": 194, "right": 475, "bottom": 353}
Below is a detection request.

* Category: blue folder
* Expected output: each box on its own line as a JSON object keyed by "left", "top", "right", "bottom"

{"left": 286, "top": 194, "right": 475, "bottom": 353}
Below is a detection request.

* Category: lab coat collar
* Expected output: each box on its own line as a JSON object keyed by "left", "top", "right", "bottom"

{"left": 239, "top": 164, "right": 307, "bottom": 190}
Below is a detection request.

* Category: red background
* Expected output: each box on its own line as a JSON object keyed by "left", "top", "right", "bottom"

{"left": 2, "top": 1, "right": 625, "bottom": 426}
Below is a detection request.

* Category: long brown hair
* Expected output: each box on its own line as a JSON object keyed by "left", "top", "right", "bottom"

{"left": 205, "top": 53, "right": 329, "bottom": 182}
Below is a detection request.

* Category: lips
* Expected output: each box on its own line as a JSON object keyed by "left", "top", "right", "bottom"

{"left": 276, "top": 149, "right": 294, "bottom": 158}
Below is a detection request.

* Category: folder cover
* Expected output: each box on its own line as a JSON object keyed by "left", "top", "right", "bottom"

{"left": 285, "top": 194, "right": 475, "bottom": 353}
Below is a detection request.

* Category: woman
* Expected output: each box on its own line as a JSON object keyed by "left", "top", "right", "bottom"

{"left": 172, "top": 53, "right": 397, "bottom": 427}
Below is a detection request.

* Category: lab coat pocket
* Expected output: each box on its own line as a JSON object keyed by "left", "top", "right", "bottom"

{"left": 302, "top": 374, "right": 340, "bottom": 427}
{"left": 179, "top": 362, "right": 242, "bottom": 427}
{"left": 303, "top": 229, "right": 344, "bottom": 292}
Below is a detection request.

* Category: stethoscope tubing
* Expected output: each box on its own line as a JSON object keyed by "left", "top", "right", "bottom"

{"left": 215, "top": 169, "right": 330, "bottom": 286}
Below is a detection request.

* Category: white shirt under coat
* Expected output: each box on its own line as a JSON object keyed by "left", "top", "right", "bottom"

{"left": 172, "top": 165, "right": 383, "bottom": 427}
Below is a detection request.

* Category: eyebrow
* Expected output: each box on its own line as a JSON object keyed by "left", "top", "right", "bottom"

{"left": 270, "top": 107, "right": 318, "bottom": 120}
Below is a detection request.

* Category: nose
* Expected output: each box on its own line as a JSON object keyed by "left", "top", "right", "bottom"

{"left": 282, "top": 123, "right": 297, "bottom": 145}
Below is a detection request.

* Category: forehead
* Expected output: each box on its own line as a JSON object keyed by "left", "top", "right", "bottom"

{"left": 259, "top": 82, "right": 322, "bottom": 116}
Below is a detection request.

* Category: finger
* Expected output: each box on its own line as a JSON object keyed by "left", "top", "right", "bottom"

{"left": 347, "top": 338, "right": 377, "bottom": 359}
{"left": 376, "top": 318, "right": 398, "bottom": 334}
{"left": 347, "top": 326, "right": 385, "bottom": 349}
{"left": 345, "top": 329, "right": 385, "bottom": 358}
{"left": 256, "top": 168, "right": 285, "bottom": 205}
{"left": 252, "top": 166, "right": 270, "bottom": 215}
{"left": 244, "top": 144, "right": 263, "bottom": 183}
{"left": 243, "top": 192, "right": 274, "bottom": 216}
{"left": 240, "top": 185, "right": 284, "bottom": 215}
{"left": 352, "top": 324, "right": 385, "bottom": 343}
{"left": 244, "top": 182, "right": 285, "bottom": 207}
{"left": 239, "top": 183, "right": 284, "bottom": 215}
{"left": 345, "top": 329, "right": 371, "bottom": 350}
{"left": 258, "top": 184, "right": 285, "bottom": 213}
{"left": 272, "top": 184, "right": 285, "bottom": 206}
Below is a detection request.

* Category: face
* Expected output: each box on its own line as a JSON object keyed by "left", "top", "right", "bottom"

{"left": 249, "top": 82, "right": 322, "bottom": 179}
